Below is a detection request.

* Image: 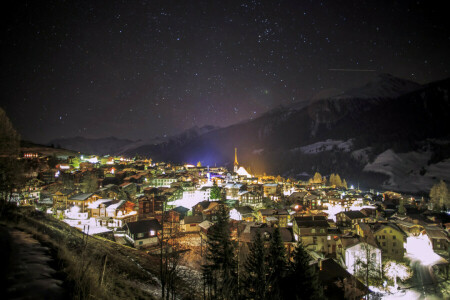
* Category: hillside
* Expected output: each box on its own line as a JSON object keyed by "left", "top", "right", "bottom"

{"left": 0, "top": 207, "right": 197, "bottom": 299}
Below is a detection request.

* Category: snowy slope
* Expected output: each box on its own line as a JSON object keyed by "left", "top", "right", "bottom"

{"left": 363, "top": 149, "right": 450, "bottom": 193}
{"left": 291, "top": 139, "right": 353, "bottom": 154}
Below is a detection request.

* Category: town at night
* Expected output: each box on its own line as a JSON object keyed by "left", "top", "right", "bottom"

{"left": 1, "top": 1, "right": 449, "bottom": 299}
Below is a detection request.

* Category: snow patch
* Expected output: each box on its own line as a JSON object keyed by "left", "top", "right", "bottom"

{"left": 363, "top": 149, "right": 450, "bottom": 193}
{"left": 291, "top": 139, "right": 353, "bottom": 154}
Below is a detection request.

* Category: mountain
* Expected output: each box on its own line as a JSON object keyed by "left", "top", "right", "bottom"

{"left": 49, "top": 125, "right": 219, "bottom": 156}
{"left": 126, "top": 74, "right": 450, "bottom": 193}
{"left": 48, "top": 136, "right": 134, "bottom": 156}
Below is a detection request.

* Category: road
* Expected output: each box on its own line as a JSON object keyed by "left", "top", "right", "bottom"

{"left": 0, "top": 225, "right": 68, "bottom": 299}
{"left": 405, "top": 255, "right": 443, "bottom": 300}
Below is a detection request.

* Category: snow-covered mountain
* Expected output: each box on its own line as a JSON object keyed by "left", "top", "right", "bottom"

{"left": 128, "top": 74, "right": 450, "bottom": 194}
{"left": 50, "top": 74, "right": 450, "bottom": 193}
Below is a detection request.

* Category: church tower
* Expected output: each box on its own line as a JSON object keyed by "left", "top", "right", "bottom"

{"left": 234, "top": 147, "right": 239, "bottom": 172}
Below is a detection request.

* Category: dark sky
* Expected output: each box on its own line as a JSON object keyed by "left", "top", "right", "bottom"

{"left": 1, "top": 0, "right": 449, "bottom": 143}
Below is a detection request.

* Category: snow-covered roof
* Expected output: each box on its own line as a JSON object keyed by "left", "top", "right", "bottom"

{"left": 87, "top": 199, "right": 113, "bottom": 209}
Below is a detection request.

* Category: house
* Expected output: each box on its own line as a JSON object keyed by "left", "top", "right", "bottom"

{"left": 425, "top": 227, "right": 449, "bottom": 253}
{"left": 124, "top": 219, "right": 162, "bottom": 248}
{"left": 258, "top": 209, "right": 289, "bottom": 227}
{"left": 336, "top": 211, "right": 369, "bottom": 229}
{"left": 199, "top": 220, "right": 214, "bottom": 240}
{"left": 52, "top": 189, "right": 77, "bottom": 208}
{"left": 67, "top": 193, "right": 101, "bottom": 212}
{"left": 372, "top": 223, "right": 407, "bottom": 261}
{"left": 230, "top": 206, "right": 254, "bottom": 222}
{"left": 336, "top": 235, "right": 382, "bottom": 276}
{"left": 293, "top": 215, "right": 330, "bottom": 253}
{"left": 193, "top": 200, "right": 212, "bottom": 216}
{"left": 180, "top": 215, "right": 204, "bottom": 232}
{"left": 224, "top": 183, "right": 244, "bottom": 200}
{"left": 263, "top": 183, "right": 279, "bottom": 198}
{"left": 202, "top": 202, "right": 222, "bottom": 221}
{"left": 239, "top": 191, "right": 263, "bottom": 209}
{"left": 316, "top": 258, "right": 370, "bottom": 300}
{"left": 137, "top": 195, "right": 165, "bottom": 218}
{"left": 241, "top": 225, "right": 295, "bottom": 257}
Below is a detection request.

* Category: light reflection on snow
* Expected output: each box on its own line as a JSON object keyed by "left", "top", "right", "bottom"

{"left": 405, "top": 235, "right": 443, "bottom": 266}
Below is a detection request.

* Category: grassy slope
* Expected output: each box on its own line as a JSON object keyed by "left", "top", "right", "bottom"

{"left": 1, "top": 207, "right": 166, "bottom": 299}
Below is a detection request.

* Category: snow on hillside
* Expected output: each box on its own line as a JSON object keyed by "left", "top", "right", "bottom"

{"left": 363, "top": 149, "right": 450, "bottom": 193}
{"left": 351, "top": 147, "right": 371, "bottom": 164}
{"left": 291, "top": 139, "right": 353, "bottom": 154}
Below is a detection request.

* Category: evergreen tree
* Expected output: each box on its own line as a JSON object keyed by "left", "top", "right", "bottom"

{"left": 313, "top": 172, "right": 322, "bottom": 184}
{"left": 243, "top": 232, "right": 267, "bottom": 300}
{"left": 342, "top": 179, "right": 348, "bottom": 189}
{"left": 210, "top": 181, "right": 221, "bottom": 200}
{"left": 203, "top": 205, "right": 237, "bottom": 299}
{"left": 430, "top": 180, "right": 450, "bottom": 211}
{"left": 398, "top": 198, "right": 406, "bottom": 215}
{"left": 285, "top": 240, "right": 324, "bottom": 300}
{"left": 266, "top": 227, "right": 287, "bottom": 299}
{"left": 329, "top": 174, "right": 335, "bottom": 186}
{"left": 334, "top": 174, "right": 342, "bottom": 187}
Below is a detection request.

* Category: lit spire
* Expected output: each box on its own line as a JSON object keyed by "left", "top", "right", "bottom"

{"left": 234, "top": 147, "right": 239, "bottom": 166}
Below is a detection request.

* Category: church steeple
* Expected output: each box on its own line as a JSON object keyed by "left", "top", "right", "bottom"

{"left": 234, "top": 147, "right": 239, "bottom": 172}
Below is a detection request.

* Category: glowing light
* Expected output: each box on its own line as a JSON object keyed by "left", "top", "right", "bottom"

{"left": 405, "top": 234, "right": 444, "bottom": 266}
{"left": 55, "top": 170, "right": 60, "bottom": 178}
{"left": 88, "top": 156, "right": 98, "bottom": 163}
{"left": 384, "top": 261, "right": 412, "bottom": 289}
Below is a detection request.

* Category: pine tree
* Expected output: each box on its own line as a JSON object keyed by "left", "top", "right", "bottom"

{"left": 430, "top": 180, "right": 450, "bottom": 211}
{"left": 329, "top": 174, "right": 336, "bottom": 186}
{"left": 313, "top": 172, "right": 322, "bottom": 184}
{"left": 334, "top": 174, "right": 342, "bottom": 187}
{"left": 342, "top": 179, "right": 348, "bottom": 189}
{"left": 285, "top": 240, "right": 324, "bottom": 300}
{"left": 266, "top": 227, "right": 287, "bottom": 299}
{"left": 210, "top": 181, "right": 221, "bottom": 200}
{"left": 243, "top": 232, "right": 267, "bottom": 299}
{"left": 203, "top": 205, "right": 237, "bottom": 299}
{"left": 398, "top": 198, "right": 406, "bottom": 215}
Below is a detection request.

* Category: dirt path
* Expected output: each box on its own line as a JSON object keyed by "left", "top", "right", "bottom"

{"left": 0, "top": 225, "right": 68, "bottom": 299}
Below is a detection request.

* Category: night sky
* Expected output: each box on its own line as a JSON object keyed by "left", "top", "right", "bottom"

{"left": 2, "top": 0, "right": 449, "bottom": 143}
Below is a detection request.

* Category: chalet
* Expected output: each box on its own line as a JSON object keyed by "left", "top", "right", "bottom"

{"left": 336, "top": 235, "right": 382, "bottom": 276}
{"left": 52, "top": 189, "right": 77, "bottom": 208}
{"left": 239, "top": 191, "right": 263, "bottom": 209}
{"left": 137, "top": 195, "right": 164, "bottom": 218}
{"left": 180, "top": 215, "right": 204, "bottom": 232}
{"left": 258, "top": 209, "right": 289, "bottom": 227}
{"left": 241, "top": 225, "right": 296, "bottom": 256}
{"left": 124, "top": 219, "right": 162, "bottom": 248}
{"left": 316, "top": 258, "right": 370, "bottom": 300}
{"left": 425, "top": 227, "right": 449, "bottom": 253}
{"left": 336, "top": 211, "right": 369, "bottom": 229}
{"left": 372, "top": 223, "right": 407, "bottom": 261}
{"left": 230, "top": 206, "right": 254, "bottom": 222}
{"left": 293, "top": 215, "right": 330, "bottom": 253}
{"left": 67, "top": 193, "right": 101, "bottom": 212}
{"left": 263, "top": 183, "right": 279, "bottom": 198}
{"left": 224, "top": 183, "right": 244, "bottom": 200}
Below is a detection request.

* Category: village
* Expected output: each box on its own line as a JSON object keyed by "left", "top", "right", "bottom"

{"left": 12, "top": 148, "right": 450, "bottom": 299}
